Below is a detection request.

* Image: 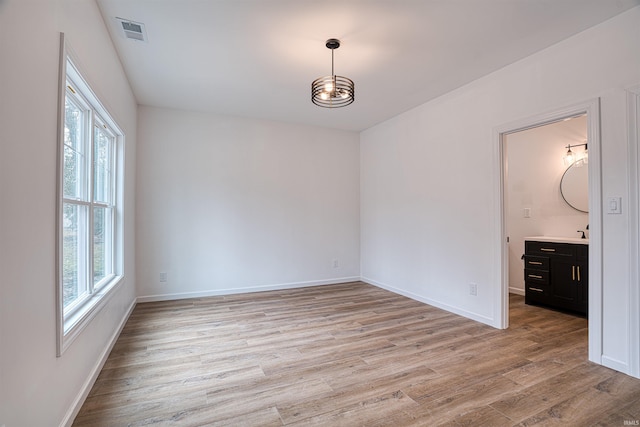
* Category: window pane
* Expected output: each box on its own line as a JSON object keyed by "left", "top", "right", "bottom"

{"left": 64, "top": 97, "right": 86, "bottom": 199}
{"left": 93, "top": 206, "right": 112, "bottom": 285}
{"left": 94, "top": 127, "right": 112, "bottom": 204}
{"left": 63, "top": 203, "right": 88, "bottom": 308}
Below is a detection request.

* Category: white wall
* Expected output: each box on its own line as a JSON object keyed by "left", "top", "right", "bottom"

{"left": 506, "top": 117, "right": 589, "bottom": 293}
{"left": 361, "top": 7, "right": 640, "bottom": 373}
{"left": 0, "top": 1, "right": 137, "bottom": 426}
{"left": 136, "top": 107, "right": 360, "bottom": 300}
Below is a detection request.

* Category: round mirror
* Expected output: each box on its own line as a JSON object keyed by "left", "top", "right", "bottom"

{"left": 560, "top": 163, "right": 588, "bottom": 213}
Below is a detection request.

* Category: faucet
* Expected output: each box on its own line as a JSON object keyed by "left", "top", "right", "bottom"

{"left": 577, "top": 230, "right": 586, "bottom": 239}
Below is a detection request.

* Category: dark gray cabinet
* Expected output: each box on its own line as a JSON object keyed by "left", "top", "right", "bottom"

{"left": 524, "top": 240, "right": 588, "bottom": 316}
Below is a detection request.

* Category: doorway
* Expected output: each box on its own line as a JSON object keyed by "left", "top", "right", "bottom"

{"left": 504, "top": 115, "right": 588, "bottom": 297}
{"left": 496, "top": 99, "right": 602, "bottom": 365}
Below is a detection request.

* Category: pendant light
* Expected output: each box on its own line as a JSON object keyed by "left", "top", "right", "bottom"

{"left": 311, "top": 39, "right": 355, "bottom": 108}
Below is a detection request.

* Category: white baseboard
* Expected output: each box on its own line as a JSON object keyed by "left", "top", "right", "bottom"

{"left": 361, "top": 276, "right": 496, "bottom": 327}
{"left": 60, "top": 298, "right": 137, "bottom": 427}
{"left": 509, "top": 286, "right": 525, "bottom": 296}
{"left": 136, "top": 277, "right": 362, "bottom": 303}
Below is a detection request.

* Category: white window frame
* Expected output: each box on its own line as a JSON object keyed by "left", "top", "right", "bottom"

{"left": 56, "top": 34, "right": 125, "bottom": 356}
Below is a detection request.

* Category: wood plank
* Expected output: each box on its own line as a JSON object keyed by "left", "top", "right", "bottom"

{"left": 284, "top": 390, "right": 418, "bottom": 426}
{"left": 489, "top": 362, "right": 615, "bottom": 423}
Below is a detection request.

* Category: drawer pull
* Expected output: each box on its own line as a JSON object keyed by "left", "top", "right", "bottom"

{"left": 528, "top": 274, "right": 543, "bottom": 279}
{"left": 572, "top": 265, "right": 575, "bottom": 281}
{"left": 577, "top": 266, "right": 581, "bottom": 281}
{"left": 540, "top": 248, "right": 556, "bottom": 252}
{"left": 528, "top": 261, "right": 543, "bottom": 265}
{"left": 529, "top": 287, "right": 544, "bottom": 293}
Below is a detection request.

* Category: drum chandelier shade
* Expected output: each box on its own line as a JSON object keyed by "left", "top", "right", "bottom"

{"left": 311, "top": 39, "right": 355, "bottom": 108}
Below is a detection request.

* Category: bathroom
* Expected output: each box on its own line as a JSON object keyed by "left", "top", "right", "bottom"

{"left": 505, "top": 115, "right": 589, "bottom": 298}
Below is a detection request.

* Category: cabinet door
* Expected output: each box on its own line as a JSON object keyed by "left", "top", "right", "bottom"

{"left": 550, "top": 257, "right": 580, "bottom": 309}
{"left": 577, "top": 260, "right": 588, "bottom": 314}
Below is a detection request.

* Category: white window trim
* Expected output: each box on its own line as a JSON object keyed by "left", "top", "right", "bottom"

{"left": 56, "top": 33, "right": 126, "bottom": 356}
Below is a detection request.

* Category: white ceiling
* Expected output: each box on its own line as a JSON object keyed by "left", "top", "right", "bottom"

{"left": 96, "top": 0, "right": 639, "bottom": 132}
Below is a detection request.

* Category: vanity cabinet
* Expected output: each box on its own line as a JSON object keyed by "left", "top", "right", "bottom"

{"left": 524, "top": 239, "right": 588, "bottom": 316}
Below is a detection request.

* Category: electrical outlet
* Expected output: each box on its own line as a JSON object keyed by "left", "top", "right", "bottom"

{"left": 469, "top": 283, "right": 477, "bottom": 296}
{"left": 332, "top": 259, "right": 339, "bottom": 268}
{"left": 159, "top": 272, "right": 167, "bottom": 282}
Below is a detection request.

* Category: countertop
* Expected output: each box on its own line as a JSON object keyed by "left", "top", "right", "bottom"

{"left": 525, "top": 236, "right": 589, "bottom": 245}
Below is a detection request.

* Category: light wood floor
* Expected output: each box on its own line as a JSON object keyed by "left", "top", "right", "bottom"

{"left": 73, "top": 282, "right": 640, "bottom": 426}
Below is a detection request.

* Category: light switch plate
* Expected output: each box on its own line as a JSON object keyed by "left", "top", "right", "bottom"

{"left": 607, "top": 197, "right": 622, "bottom": 214}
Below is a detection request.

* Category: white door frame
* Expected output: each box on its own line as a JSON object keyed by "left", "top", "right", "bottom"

{"left": 494, "top": 99, "right": 603, "bottom": 364}
{"left": 627, "top": 85, "right": 640, "bottom": 378}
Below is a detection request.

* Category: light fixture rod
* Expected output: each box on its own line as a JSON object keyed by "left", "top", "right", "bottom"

{"left": 566, "top": 143, "right": 588, "bottom": 150}
{"left": 331, "top": 48, "right": 334, "bottom": 76}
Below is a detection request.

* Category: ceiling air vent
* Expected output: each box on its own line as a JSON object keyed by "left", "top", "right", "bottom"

{"left": 116, "top": 17, "right": 147, "bottom": 42}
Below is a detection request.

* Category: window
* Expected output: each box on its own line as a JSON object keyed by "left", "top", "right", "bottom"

{"left": 57, "top": 53, "right": 124, "bottom": 355}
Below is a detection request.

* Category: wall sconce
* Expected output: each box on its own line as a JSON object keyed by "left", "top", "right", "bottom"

{"left": 563, "top": 142, "right": 588, "bottom": 167}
